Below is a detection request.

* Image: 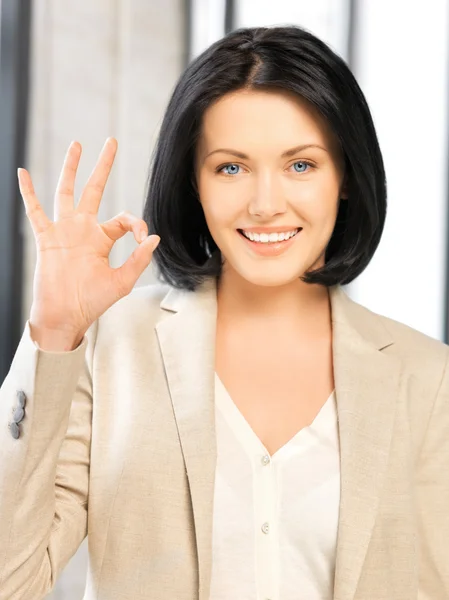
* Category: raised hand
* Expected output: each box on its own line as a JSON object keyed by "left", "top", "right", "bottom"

{"left": 18, "top": 137, "right": 160, "bottom": 350}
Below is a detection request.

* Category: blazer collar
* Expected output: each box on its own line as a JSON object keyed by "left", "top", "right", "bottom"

{"left": 156, "top": 274, "right": 402, "bottom": 600}
{"left": 159, "top": 275, "right": 395, "bottom": 350}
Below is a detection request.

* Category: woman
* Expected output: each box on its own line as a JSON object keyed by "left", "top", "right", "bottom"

{"left": 0, "top": 25, "right": 448, "bottom": 600}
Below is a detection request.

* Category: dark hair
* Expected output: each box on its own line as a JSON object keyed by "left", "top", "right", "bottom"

{"left": 143, "top": 25, "right": 387, "bottom": 291}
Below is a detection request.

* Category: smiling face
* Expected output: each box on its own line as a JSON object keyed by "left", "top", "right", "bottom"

{"left": 195, "top": 88, "right": 347, "bottom": 288}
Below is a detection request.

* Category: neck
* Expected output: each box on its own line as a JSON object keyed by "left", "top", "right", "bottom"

{"left": 216, "top": 267, "right": 332, "bottom": 337}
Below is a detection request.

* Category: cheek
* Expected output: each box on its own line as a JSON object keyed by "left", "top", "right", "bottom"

{"left": 199, "top": 193, "right": 232, "bottom": 237}
{"left": 291, "top": 183, "right": 339, "bottom": 227}
{"left": 198, "top": 175, "right": 244, "bottom": 229}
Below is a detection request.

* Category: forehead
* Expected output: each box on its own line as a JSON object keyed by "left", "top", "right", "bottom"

{"left": 198, "top": 88, "right": 336, "bottom": 153}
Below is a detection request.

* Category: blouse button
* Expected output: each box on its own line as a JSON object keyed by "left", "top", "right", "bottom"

{"left": 261, "top": 522, "right": 270, "bottom": 534}
{"left": 261, "top": 454, "right": 270, "bottom": 466}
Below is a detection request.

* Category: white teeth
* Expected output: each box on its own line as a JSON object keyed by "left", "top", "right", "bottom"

{"left": 241, "top": 228, "right": 300, "bottom": 243}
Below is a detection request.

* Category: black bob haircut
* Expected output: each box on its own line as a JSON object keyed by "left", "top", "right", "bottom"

{"left": 144, "top": 25, "right": 387, "bottom": 291}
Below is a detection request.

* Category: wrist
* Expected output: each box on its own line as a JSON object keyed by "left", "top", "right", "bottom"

{"left": 29, "top": 322, "right": 85, "bottom": 352}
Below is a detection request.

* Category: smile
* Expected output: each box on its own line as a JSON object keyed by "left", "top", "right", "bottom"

{"left": 239, "top": 228, "right": 301, "bottom": 243}
{"left": 236, "top": 227, "right": 302, "bottom": 256}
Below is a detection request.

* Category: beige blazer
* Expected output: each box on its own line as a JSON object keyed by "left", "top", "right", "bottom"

{"left": 0, "top": 276, "right": 448, "bottom": 600}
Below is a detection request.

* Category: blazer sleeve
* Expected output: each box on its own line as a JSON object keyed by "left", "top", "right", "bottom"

{"left": 0, "top": 318, "right": 98, "bottom": 599}
{"left": 416, "top": 346, "right": 449, "bottom": 599}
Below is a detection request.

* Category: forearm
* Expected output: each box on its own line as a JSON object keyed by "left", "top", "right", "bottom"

{"left": 0, "top": 320, "right": 91, "bottom": 597}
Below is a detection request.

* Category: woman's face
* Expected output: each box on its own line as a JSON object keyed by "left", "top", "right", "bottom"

{"left": 195, "top": 88, "right": 347, "bottom": 288}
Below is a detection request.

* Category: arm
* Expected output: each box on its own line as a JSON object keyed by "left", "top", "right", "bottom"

{"left": 0, "top": 318, "right": 97, "bottom": 599}
{"left": 416, "top": 347, "right": 449, "bottom": 599}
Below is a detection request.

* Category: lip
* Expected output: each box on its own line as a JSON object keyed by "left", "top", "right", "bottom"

{"left": 239, "top": 226, "right": 301, "bottom": 234}
{"left": 237, "top": 228, "right": 301, "bottom": 257}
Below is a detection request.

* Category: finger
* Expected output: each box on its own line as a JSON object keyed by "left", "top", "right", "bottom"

{"left": 100, "top": 211, "right": 148, "bottom": 244}
{"left": 77, "top": 137, "right": 118, "bottom": 215}
{"left": 17, "top": 168, "right": 51, "bottom": 235}
{"left": 54, "top": 141, "right": 82, "bottom": 220}
{"left": 113, "top": 235, "right": 161, "bottom": 296}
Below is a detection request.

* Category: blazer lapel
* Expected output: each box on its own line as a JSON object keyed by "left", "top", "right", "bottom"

{"left": 155, "top": 276, "right": 403, "bottom": 600}
{"left": 330, "top": 285, "right": 402, "bottom": 600}
{"left": 155, "top": 276, "right": 218, "bottom": 600}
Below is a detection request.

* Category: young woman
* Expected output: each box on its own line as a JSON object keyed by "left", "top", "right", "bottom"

{"left": 0, "top": 25, "right": 448, "bottom": 600}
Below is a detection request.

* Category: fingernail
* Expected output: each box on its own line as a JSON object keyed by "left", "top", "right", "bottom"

{"left": 140, "top": 231, "right": 147, "bottom": 242}
{"left": 149, "top": 235, "right": 160, "bottom": 249}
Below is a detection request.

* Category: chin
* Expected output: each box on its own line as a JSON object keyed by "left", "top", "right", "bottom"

{"left": 230, "top": 261, "right": 306, "bottom": 288}
{"left": 218, "top": 241, "right": 325, "bottom": 288}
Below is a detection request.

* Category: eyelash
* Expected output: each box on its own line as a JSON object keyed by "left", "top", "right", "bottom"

{"left": 216, "top": 160, "right": 315, "bottom": 176}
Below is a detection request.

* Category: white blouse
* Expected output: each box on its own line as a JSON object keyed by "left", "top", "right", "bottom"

{"left": 209, "top": 373, "right": 341, "bottom": 600}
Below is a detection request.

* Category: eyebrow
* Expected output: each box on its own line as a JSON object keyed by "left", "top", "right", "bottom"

{"left": 204, "top": 144, "right": 328, "bottom": 161}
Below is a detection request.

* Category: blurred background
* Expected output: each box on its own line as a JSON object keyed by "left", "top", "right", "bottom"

{"left": 0, "top": 0, "right": 448, "bottom": 597}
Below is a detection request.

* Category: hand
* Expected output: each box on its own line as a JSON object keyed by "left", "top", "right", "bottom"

{"left": 18, "top": 137, "right": 160, "bottom": 341}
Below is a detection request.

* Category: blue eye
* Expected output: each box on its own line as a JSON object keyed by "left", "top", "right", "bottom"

{"left": 217, "top": 161, "right": 311, "bottom": 175}
{"left": 219, "top": 164, "right": 241, "bottom": 175}
{"left": 292, "top": 161, "right": 311, "bottom": 173}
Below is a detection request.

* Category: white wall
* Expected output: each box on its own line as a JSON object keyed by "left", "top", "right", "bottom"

{"left": 189, "top": 0, "right": 227, "bottom": 59}
{"left": 346, "top": 0, "right": 449, "bottom": 341}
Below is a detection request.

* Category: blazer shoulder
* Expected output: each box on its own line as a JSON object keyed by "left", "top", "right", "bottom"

{"left": 349, "top": 301, "right": 449, "bottom": 407}
{"left": 339, "top": 289, "right": 448, "bottom": 364}
{"left": 378, "top": 311, "right": 447, "bottom": 353}
{"left": 368, "top": 306, "right": 449, "bottom": 378}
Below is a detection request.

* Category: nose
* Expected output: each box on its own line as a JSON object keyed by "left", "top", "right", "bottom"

{"left": 247, "top": 170, "right": 287, "bottom": 218}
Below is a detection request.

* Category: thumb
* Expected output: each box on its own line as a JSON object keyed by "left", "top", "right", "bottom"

{"left": 141, "top": 234, "right": 161, "bottom": 252}
{"left": 113, "top": 235, "right": 161, "bottom": 295}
